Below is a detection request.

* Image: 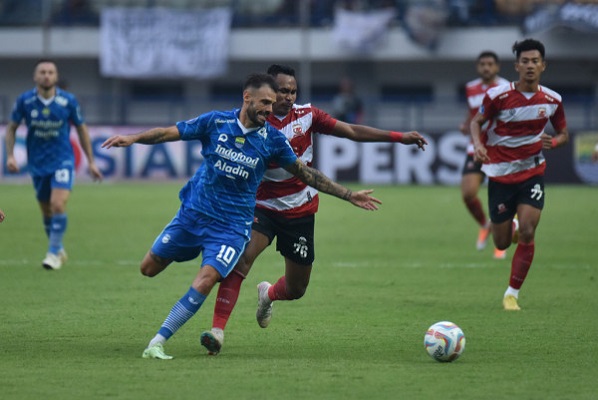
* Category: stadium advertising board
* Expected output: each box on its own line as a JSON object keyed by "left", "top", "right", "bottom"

{"left": 0, "top": 126, "right": 593, "bottom": 184}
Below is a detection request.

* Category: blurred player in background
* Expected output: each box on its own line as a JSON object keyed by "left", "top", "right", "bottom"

{"left": 470, "top": 39, "right": 568, "bottom": 311}
{"left": 4, "top": 59, "right": 103, "bottom": 270}
{"left": 460, "top": 51, "right": 509, "bottom": 259}
{"left": 102, "top": 73, "right": 381, "bottom": 360}
{"left": 201, "top": 64, "right": 428, "bottom": 355}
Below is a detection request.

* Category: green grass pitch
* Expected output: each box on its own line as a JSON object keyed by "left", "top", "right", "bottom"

{"left": 0, "top": 183, "right": 596, "bottom": 400}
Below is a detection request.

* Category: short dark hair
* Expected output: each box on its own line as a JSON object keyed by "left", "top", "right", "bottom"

{"left": 34, "top": 58, "right": 57, "bottom": 69}
{"left": 266, "top": 64, "right": 295, "bottom": 77}
{"left": 512, "top": 39, "right": 545, "bottom": 60}
{"left": 477, "top": 51, "right": 499, "bottom": 63}
{"left": 243, "top": 73, "right": 278, "bottom": 92}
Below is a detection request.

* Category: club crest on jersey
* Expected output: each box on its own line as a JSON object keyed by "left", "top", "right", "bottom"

{"left": 538, "top": 107, "right": 546, "bottom": 118}
{"left": 235, "top": 136, "right": 245, "bottom": 148}
{"left": 292, "top": 124, "right": 304, "bottom": 136}
{"left": 42, "top": 108, "right": 51, "bottom": 117}
{"left": 257, "top": 127, "right": 267, "bottom": 139}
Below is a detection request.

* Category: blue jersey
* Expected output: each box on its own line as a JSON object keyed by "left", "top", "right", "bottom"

{"left": 176, "top": 109, "right": 298, "bottom": 235}
{"left": 11, "top": 88, "right": 84, "bottom": 176}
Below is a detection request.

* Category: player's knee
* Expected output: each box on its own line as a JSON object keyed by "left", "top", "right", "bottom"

{"left": 140, "top": 264, "right": 158, "bottom": 277}
{"left": 462, "top": 191, "right": 477, "bottom": 203}
{"left": 518, "top": 226, "right": 535, "bottom": 243}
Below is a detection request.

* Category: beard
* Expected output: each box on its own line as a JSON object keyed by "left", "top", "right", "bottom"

{"left": 247, "top": 104, "right": 268, "bottom": 127}
{"left": 38, "top": 81, "right": 56, "bottom": 91}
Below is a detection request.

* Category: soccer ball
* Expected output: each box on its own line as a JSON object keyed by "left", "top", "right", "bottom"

{"left": 424, "top": 321, "right": 466, "bottom": 362}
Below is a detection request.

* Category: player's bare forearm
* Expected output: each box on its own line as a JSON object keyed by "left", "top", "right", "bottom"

{"left": 101, "top": 126, "right": 180, "bottom": 149}
{"left": 284, "top": 160, "right": 381, "bottom": 210}
{"left": 4, "top": 122, "right": 18, "bottom": 156}
{"left": 333, "top": 122, "right": 426, "bottom": 150}
{"left": 285, "top": 160, "right": 349, "bottom": 199}
{"left": 542, "top": 129, "right": 569, "bottom": 150}
{"left": 76, "top": 124, "right": 94, "bottom": 160}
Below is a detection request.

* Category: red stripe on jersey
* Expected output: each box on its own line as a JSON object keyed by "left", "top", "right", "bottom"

{"left": 492, "top": 119, "right": 549, "bottom": 137}
{"left": 487, "top": 142, "right": 543, "bottom": 163}
{"left": 256, "top": 195, "right": 320, "bottom": 218}
{"left": 489, "top": 164, "right": 546, "bottom": 184}
{"left": 257, "top": 176, "right": 306, "bottom": 199}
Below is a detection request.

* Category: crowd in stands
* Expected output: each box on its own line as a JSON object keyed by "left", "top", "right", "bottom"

{"left": 0, "top": 0, "right": 590, "bottom": 28}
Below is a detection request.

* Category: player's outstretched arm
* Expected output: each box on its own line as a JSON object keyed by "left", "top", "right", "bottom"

{"left": 331, "top": 120, "right": 427, "bottom": 151}
{"left": 101, "top": 126, "right": 181, "bottom": 149}
{"left": 283, "top": 160, "right": 381, "bottom": 211}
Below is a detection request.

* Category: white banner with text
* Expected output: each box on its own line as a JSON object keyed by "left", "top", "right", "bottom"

{"left": 100, "top": 7, "right": 232, "bottom": 79}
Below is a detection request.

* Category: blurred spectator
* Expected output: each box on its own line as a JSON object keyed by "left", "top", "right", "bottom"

{"left": 331, "top": 77, "right": 364, "bottom": 124}
{"left": 51, "top": 0, "right": 98, "bottom": 26}
{"left": 592, "top": 142, "right": 598, "bottom": 163}
{"left": 0, "top": 0, "right": 43, "bottom": 26}
{"left": 403, "top": 0, "right": 449, "bottom": 49}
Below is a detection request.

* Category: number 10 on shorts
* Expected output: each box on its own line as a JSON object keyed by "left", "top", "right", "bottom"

{"left": 217, "top": 245, "right": 237, "bottom": 265}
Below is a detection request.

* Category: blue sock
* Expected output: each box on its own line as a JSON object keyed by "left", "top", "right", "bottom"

{"left": 43, "top": 216, "right": 51, "bottom": 238}
{"left": 158, "top": 287, "right": 206, "bottom": 340}
{"left": 48, "top": 213, "right": 67, "bottom": 254}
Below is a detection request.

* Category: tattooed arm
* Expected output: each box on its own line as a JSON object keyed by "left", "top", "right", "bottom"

{"left": 284, "top": 160, "right": 381, "bottom": 210}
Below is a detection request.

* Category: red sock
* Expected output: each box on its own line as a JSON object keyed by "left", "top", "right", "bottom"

{"left": 509, "top": 242, "right": 535, "bottom": 289}
{"left": 268, "top": 276, "right": 291, "bottom": 301}
{"left": 465, "top": 197, "right": 487, "bottom": 227}
{"left": 212, "top": 270, "right": 245, "bottom": 330}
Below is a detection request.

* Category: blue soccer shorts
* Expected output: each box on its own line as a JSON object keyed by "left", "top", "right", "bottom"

{"left": 32, "top": 165, "right": 75, "bottom": 202}
{"left": 151, "top": 206, "right": 248, "bottom": 278}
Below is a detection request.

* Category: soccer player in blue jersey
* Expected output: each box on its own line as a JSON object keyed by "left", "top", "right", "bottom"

{"left": 5, "top": 59, "right": 103, "bottom": 270}
{"left": 101, "top": 73, "right": 381, "bottom": 360}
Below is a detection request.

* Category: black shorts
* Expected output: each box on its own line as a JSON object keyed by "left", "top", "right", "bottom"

{"left": 488, "top": 175, "right": 545, "bottom": 223}
{"left": 252, "top": 208, "right": 315, "bottom": 266}
{"left": 462, "top": 154, "right": 484, "bottom": 176}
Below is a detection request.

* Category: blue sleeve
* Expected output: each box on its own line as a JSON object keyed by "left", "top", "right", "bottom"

{"left": 176, "top": 112, "right": 212, "bottom": 141}
{"left": 271, "top": 129, "right": 298, "bottom": 167}
{"left": 10, "top": 96, "right": 23, "bottom": 124}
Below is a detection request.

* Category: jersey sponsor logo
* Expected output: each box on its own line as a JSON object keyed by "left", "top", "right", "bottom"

{"left": 30, "top": 119, "right": 64, "bottom": 129}
{"left": 161, "top": 234, "right": 171, "bottom": 244}
{"left": 214, "top": 144, "right": 259, "bottom": 168}
{"left": 31, "top": 109, "right": 39, "bottom": 118}
{"left": 257, "top": 127, "right": 267, "bottom": 139}
{"left": 214, "top": 159, "right": 249, "bottom": 179}
{"left": 215, "top": 118, "right": 236, "bottom": 124}
{"left": 218, "top": 134, "right": 228, "bottom": 142}
{"left": 499, "top": 93, "right": 509, "bottom": 100}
